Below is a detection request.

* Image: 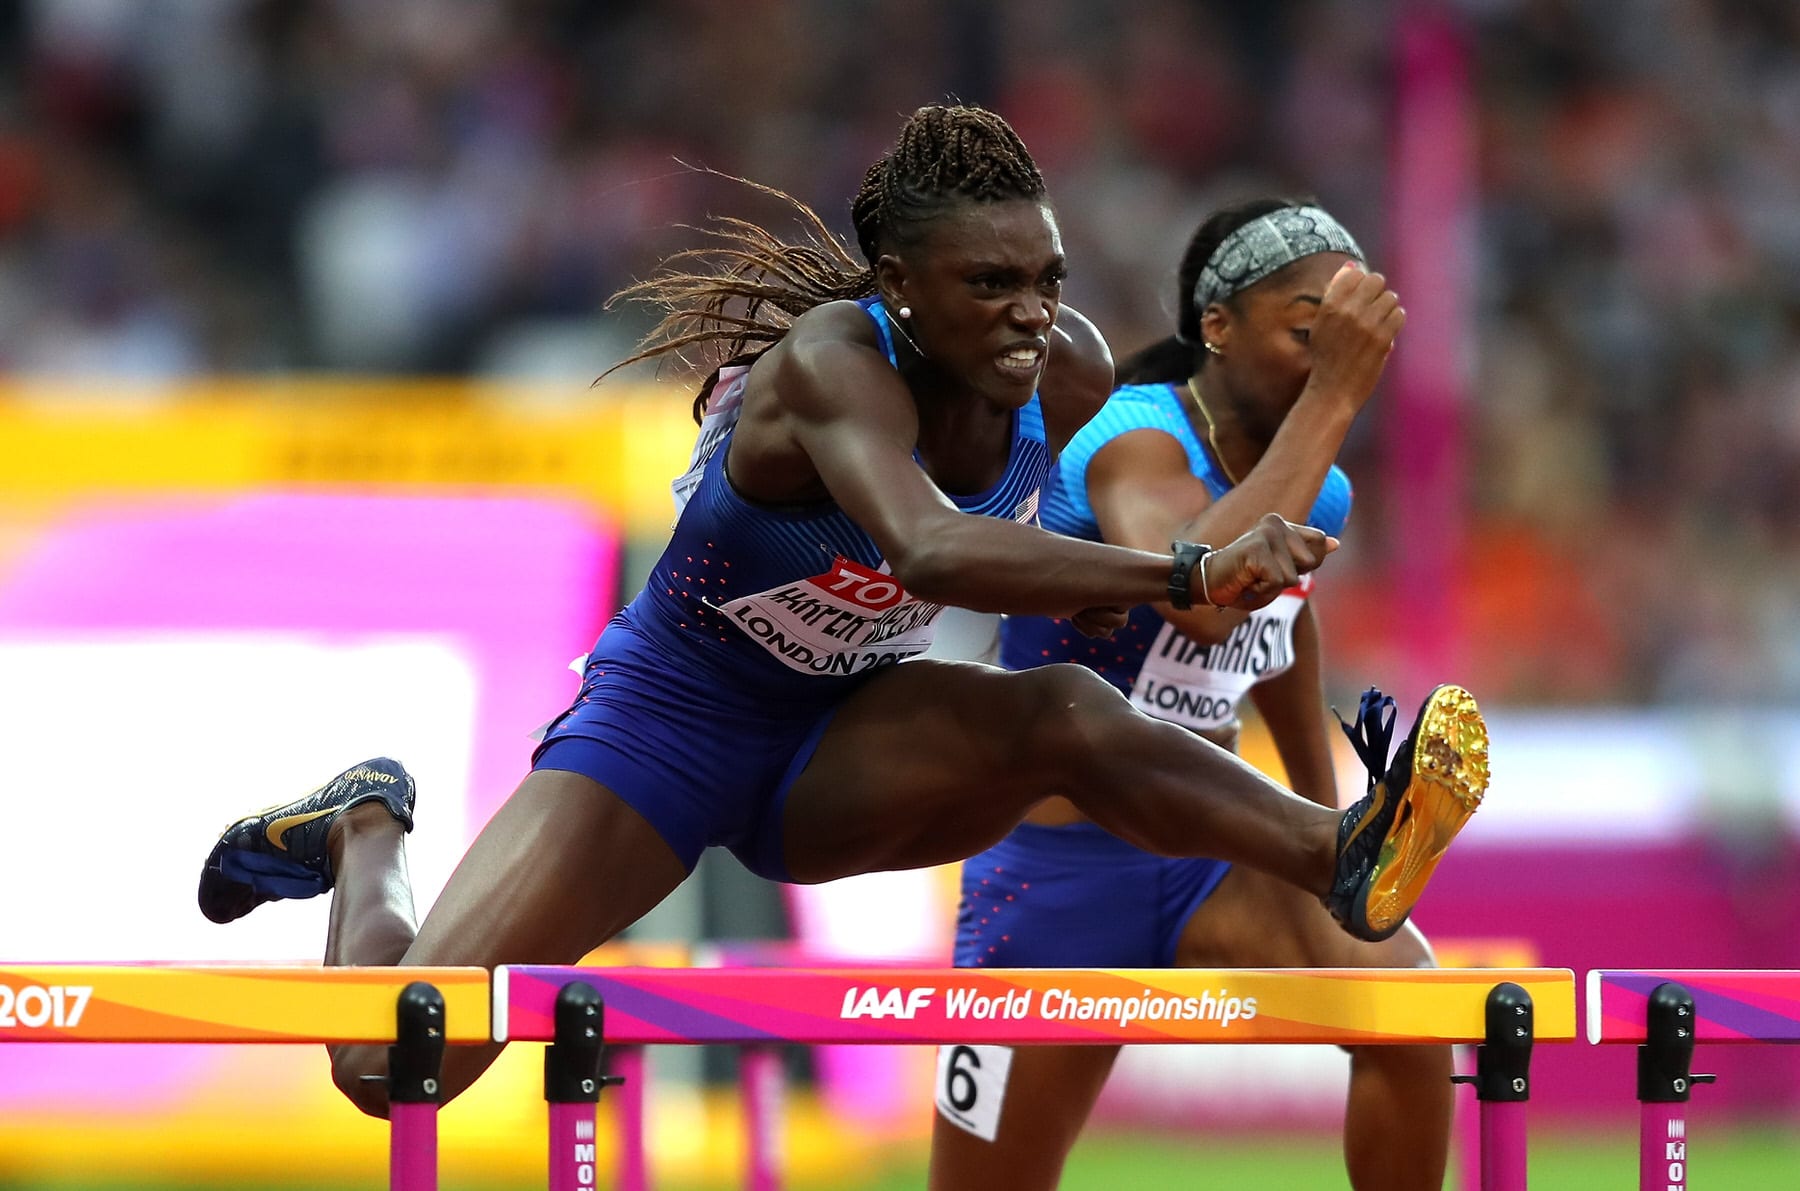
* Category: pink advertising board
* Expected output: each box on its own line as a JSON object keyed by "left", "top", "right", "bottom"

{"left": 0, "top": 492, "right": 618, "bottom": 1124}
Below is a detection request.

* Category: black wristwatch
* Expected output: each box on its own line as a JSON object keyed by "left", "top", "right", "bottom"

{"left": 1167, "top": 540, "right": 1213, "bottom": 610}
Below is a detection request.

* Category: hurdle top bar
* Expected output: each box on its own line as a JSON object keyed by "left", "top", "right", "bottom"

{"left": 574, "top": 935, "right": 1545, "bottom": 971}
{"left": 1586, "top": 969, "right": 1800, "bottom": 1045}
{"left": 0, "top": 965, "right": 490, "bottom": 1043}
{"left": 494, "top": 965, "right": 1578, "bottom": 1045}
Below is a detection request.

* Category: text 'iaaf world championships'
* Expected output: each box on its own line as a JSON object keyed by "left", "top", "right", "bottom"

{"left": 840, "top": 984, "right": 1260, "bottom": 1028}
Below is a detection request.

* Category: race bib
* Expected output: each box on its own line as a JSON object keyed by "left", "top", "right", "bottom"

{"left": 714, "top": 556, "right": 944, "bottom": 676}
{"left": 1130, "top": 583, "right": 1308, "bottom": 730}
{"left": 934, "top": 1044, "right": 1014, "bottom": 1141}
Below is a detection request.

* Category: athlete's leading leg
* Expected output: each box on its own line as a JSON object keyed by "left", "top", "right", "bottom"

{"left": 1174, "top": 866, "right": 1453, "bottom": 1191}
{"left": 781, "top": 660, "right": 1338, "bottom": 889}
{"left": 783, "top": 663, "right": 1485, "bottom": 949}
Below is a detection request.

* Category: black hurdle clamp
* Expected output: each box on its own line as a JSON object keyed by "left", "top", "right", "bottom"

{"left": 388, "top": 980, "right": 447, "bottom": 1104}
{"left": 545, "top": 980, "right": 624, "bottom": 1103}
{"left": 1639, "top": 981, "right": 1717, "bottom": 1103}
{"left": 1451, "top": 981, "right": 1536, "bottom": 1102}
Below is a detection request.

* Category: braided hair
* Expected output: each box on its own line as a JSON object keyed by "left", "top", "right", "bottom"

{"left": 606, "top": 104, "right": 1048, "bottom": 421}
{"left": 1114, "top": 197, "right": 1297, "bottom": 387}
{"left": 850, "top": 103, "right": 1046, "bottom": 266}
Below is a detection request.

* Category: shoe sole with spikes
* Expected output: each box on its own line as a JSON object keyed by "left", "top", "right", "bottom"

{"left": 1342, "top": 684, "right": 1489, "bottom": 941}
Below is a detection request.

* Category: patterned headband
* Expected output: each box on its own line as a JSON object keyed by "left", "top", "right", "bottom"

{"left": 1192, "top": 206, "right": 1364, "bottom": 311}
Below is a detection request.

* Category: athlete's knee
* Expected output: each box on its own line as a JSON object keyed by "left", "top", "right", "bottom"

{"left": 1013, "top": 664, "right": 1138, "bottom": 773}
{"left": 331, "top": 1043, "right": 392, "bottom": 1119}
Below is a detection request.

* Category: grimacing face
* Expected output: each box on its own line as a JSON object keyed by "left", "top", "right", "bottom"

{"left": 1205, "top": 250, "right": 1357, "bottom": 439}
{"left": 878, "top": 198, "right": 1065, "bottom": 409}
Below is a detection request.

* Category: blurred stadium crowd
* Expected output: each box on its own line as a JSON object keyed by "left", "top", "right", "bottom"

{"left": 5, "top": 0, "right": 1799, "bottom": 705}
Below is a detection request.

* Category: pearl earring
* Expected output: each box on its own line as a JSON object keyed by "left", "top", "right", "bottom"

{"left": 898, "top": 305, "right": 912, "bottom": 319}
{"left": 1203, "top": 341, "right": 1222, "bottom": 356}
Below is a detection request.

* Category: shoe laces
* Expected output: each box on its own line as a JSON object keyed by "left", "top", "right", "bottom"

{"left": 1335, "top": 686, "right": 1396, "bottom": 794}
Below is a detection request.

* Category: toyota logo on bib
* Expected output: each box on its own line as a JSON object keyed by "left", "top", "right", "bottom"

{"left": 819, "top": 557, "right": 906, "bottom": 611}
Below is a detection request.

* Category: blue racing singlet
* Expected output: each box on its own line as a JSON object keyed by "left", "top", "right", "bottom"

{"left": 613, "top": 299, "right": 1049, "bottom": 702}
{"left": 1000, "top": 381, "right": 1349, "bottom": 728}
{"left": 535, "top": 299, "right": 1050, "bottom": 878}
{"left": 950, "top": 380, "right": 1354, "bottom": 977}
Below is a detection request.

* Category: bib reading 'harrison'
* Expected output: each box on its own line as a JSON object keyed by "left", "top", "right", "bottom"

{"left": 615, "top": 299, "right": 1048, "bottom": 699}
{"left": 1129, "top": 577, "right": 1311, "bottom": 729}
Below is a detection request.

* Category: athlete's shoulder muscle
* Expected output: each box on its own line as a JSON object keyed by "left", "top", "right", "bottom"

{"left": 750, "top": 301, "right": 892, "bottom": 420}
{"left": 726, "top": 302, "right": 918, "bottom": 503}
{"left": 741, "top": 301, "right": 955, "bottom": 558}
{"left": 1038, "top": 305, "right": 1114, "bottom": 453}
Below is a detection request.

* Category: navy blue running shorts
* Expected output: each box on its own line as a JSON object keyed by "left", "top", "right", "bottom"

{"left": 954, "top": 820, "right": 1232, "bottom": 968}
{"left": 531, "top": 619, "right": 841, "bottom": 881}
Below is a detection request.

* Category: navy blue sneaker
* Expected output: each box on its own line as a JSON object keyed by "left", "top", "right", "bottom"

{"left": 1324, "top": 685, "right": 1488, "bottom": 942}
{"left": 197, "top": 757, "right": 416, "bottom": 924}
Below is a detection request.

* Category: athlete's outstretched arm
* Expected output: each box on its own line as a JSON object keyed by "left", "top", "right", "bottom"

{"left": 765, "top": 325, "right": 1332, "bottom": 618}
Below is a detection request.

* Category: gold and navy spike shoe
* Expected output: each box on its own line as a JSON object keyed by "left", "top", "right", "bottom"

{"left": 197, "top": 757, "right": 416, "bottom": 925}
{"left": 1324, "top": 685, "right": 1488, "bottom": 942}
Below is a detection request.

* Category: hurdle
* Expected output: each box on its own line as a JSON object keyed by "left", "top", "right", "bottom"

{"left": 635, "top": 937, "right": 1548, "bottom": 1191}
{"left": 498, "top": 964, "right": 1578, "bottom": 1191}
{"left": 0, "top": 964, "right": 490, "bottom": 1190}
{"left": 1588, "top": 969, "right": 1800, "bottom": 1191}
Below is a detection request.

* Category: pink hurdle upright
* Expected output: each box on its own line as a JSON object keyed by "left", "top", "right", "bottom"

{"left": 387, "top": 982, "right": 449, "bottom": 1191}
{"left": 542, "top": 981, "right": 612, "bottom": 1191}
{"left": 1450, "top": 983, "right": 1536, "bottom": 1191}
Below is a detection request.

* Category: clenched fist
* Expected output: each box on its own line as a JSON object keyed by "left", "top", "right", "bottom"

{"left": 1189, "top": 513, "right": 1337, "bottom": 611}
{"left": 1307, "top": 260, "right": 1406, "bottom": 411}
